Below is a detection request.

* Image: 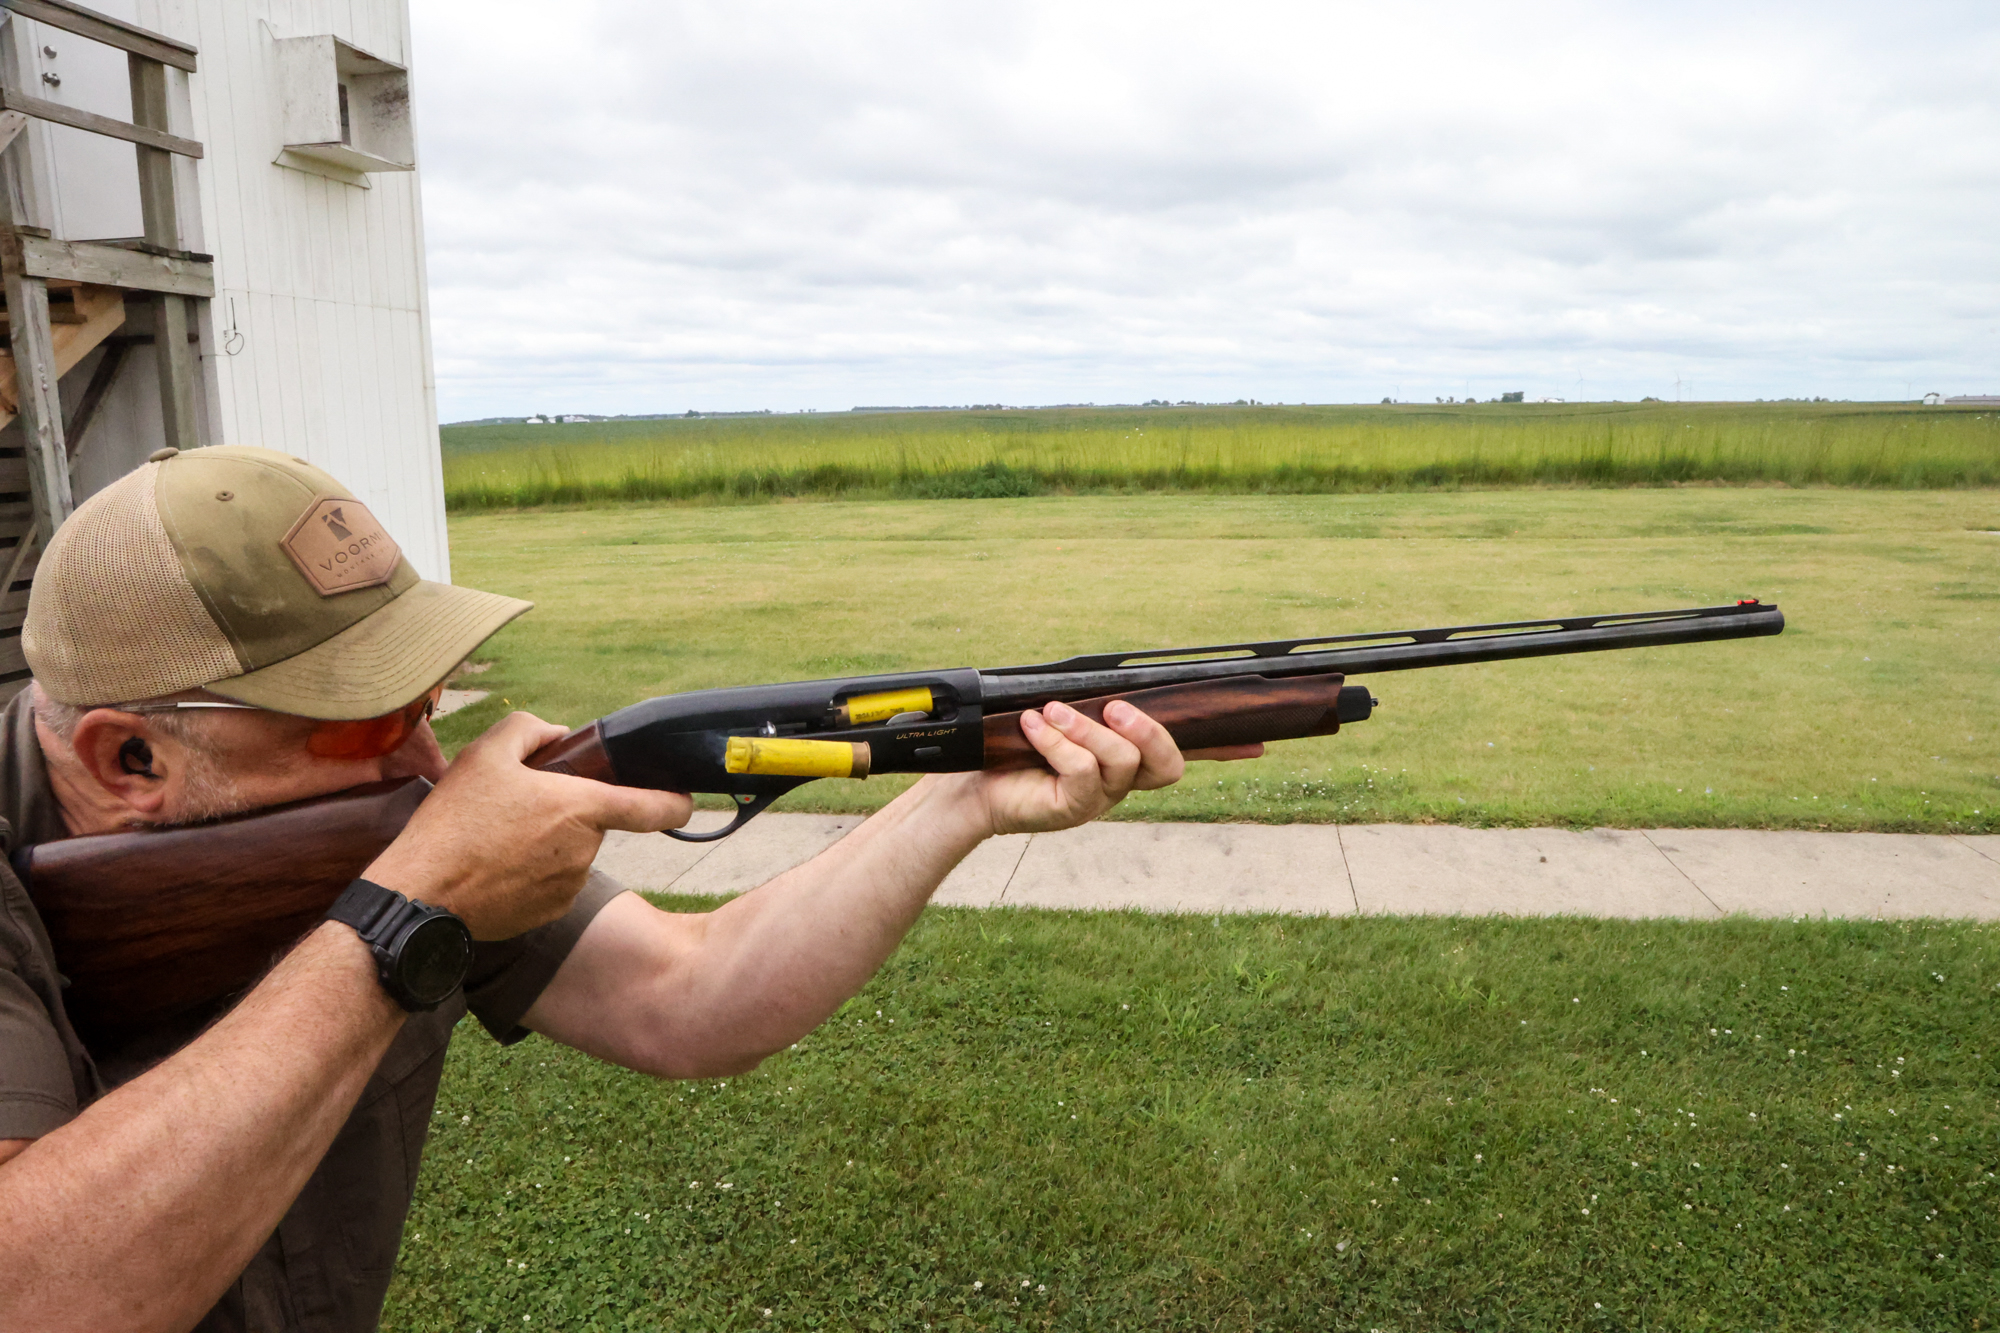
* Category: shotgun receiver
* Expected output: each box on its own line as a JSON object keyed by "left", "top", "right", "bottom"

{"left": 16, "top": 600, "right": 1781, "bottom": 1042}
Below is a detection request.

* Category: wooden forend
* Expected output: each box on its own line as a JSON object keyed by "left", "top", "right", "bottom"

{"left": 982, "top": 674, "right": 1348, "bottom": 770}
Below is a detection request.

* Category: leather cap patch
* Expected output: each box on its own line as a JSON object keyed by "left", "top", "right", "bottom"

{"left": 280, "top": 498, "right": 402, "bottom": 596}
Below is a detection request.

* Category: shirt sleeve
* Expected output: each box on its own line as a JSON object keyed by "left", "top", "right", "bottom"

{"left": 462, "top": 870, "right": 628, "bottom": 1045}
{"left": 0, "top": 875, "right": 83, "bottom": 1140}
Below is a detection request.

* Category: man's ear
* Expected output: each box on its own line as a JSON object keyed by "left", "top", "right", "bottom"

{"left": 68, "top": 710, "right": 174, "bottom": 817}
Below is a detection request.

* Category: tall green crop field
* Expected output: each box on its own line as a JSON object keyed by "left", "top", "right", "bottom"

{"left": 442, "top": 401, "right": 2000, "bottom": 510}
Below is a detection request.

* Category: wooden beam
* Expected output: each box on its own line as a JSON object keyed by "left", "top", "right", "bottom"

{"left": 0, "top": 519, "right": 37, "bottom": 619}
{"left": 15, "top": 234, "right": 212, "bottom": 297}
{"left": 148, "top": 289, "right": 194, "bottom": 448}
{"left": 0, "top": 86, "right": 202, "bottom": 158}
{"left": 128, "top": 56, "right": 177, "bottom": 240}
{"left": 0, "top": 255, "right": 74, "bottom": 534}
{"left": 63, "top": 338, "right": 123, "bottom": 460}
{"left": 0, "top": 109, "right": 24, "bottom": 157}
{"left": 128, "top": 54, "right": 196, "bottom": 451}
{"left": 0, "top": 0, "right": 196, "bottom": 73}
{"left": 0, "top": 116, "right": 67, "bottom": 531}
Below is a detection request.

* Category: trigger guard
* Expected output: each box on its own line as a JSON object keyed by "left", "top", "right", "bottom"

{"left": 664, "top": 791, "right": 780, "bottom": 843}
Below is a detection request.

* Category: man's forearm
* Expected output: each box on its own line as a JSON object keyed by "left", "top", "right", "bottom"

{"left": 0, "top": 924, "right": 405, "bottom": 1333}
{"left": 714, "top": 772, "right": 988, "bottom": 1007}
{"left": 599, "top": 774, "right": 992, "bottom": 1075}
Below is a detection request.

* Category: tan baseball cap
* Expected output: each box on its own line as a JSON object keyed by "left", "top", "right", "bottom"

{"left": 23, "top": 445, "right": 530, "bottom": 720}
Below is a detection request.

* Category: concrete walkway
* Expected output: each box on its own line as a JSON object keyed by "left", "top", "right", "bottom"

{"left": 594, "top": 815, "right": 2000, "bottom": 919}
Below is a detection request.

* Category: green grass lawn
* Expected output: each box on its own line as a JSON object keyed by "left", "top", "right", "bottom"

{"left": 384, "top": 905, "right": 2000, "bottom": 1331}
{"left": 440, "top": 401, "right": 2000, "bottom": 509}
{"left": 435, "top": 488, "right": 2000, "bottom": 833}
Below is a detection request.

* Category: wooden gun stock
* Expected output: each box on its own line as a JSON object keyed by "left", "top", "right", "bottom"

{"left": 18, "top": 734, "right": 623, "bottom": 1046}
{"left": 17, "top": 778, "right": 433, "bottom": 1044}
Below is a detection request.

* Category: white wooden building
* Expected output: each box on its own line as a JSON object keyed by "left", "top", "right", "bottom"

{"left": 0, "top": 0, "right": 449, "bottom": 696}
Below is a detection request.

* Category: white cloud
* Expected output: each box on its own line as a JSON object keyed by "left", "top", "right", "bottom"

{"left": 410, "top": 0, "right": 2000, "bottom": 418}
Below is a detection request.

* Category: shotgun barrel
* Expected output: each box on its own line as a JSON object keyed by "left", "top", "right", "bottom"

{"left": 978, "top": 600, "right": 1784, "bottom": 705}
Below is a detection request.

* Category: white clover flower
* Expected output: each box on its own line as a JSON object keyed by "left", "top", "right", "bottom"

{"left": 973, "top": 1281, "right": 983, "bottom": 1290}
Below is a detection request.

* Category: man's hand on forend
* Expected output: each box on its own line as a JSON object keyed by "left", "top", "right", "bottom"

{"left": 969, "top": 699, "right": 1261, "bottom": 838}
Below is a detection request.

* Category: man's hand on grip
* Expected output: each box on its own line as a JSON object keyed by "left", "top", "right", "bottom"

{"left": 363, "top": 712, "right": 691, "bottom": 939}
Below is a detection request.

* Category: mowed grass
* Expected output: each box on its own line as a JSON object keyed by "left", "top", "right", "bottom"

{"left": 384, "top": 907, "right": 2000, "bottom": 1331}
{"left": 440, "top": 402, "right": 2000, "bottom": 509}
{"left": 435, "top": 489, "right": 2000, "bottom": 833}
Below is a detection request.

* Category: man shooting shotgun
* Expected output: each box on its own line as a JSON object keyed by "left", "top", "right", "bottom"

{"left": 0, "top": 445, "right": 1260, "bottom": 1332}
{"left": 0, "top": 446, "right": 1781, "bottom": 1330}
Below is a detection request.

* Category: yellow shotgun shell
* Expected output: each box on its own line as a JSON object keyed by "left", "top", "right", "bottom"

{"left": 835, "top": 686, "right": 934, "bottom": 726}
{"left": 724, "top": 736, "right": 870, "bottom": 779}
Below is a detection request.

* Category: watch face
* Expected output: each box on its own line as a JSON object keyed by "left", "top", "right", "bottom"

{"left": 397, "top": 915, "right": 474, "bottom": 1008}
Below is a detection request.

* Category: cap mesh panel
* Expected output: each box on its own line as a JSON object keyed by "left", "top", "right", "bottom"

{"left": 23, "top": 463, "right": 243, "bottom": 704}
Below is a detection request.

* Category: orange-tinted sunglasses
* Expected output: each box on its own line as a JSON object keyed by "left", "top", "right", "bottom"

{"left": 305, "top": 683, "right": 444, "bottom": 760}
{"left": 117, "top": 683, "right": 444, "bottom": 761}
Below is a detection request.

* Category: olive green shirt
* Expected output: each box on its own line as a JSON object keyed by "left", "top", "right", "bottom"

{"left": 0, "top": 688, "right": 626, "bottom": 1330}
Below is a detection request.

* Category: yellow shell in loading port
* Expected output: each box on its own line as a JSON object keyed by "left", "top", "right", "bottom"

{"left": 723, "top": 735, "right": 868, "bottom": 778}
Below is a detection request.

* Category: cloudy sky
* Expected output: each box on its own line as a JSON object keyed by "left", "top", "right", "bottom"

{"left": 410, "top": 1, "right": 1999, "bottom": 420}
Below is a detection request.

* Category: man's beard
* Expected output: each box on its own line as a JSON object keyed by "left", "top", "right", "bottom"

{"left": 165, "top": 745, "right": 251, "bottom": 825}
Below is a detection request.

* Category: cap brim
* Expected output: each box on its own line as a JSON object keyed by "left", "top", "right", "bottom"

{"left": 205, "top": 580, "right": 531, "bottom": 720}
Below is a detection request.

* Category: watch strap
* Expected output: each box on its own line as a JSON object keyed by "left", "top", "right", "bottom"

{"left": 327, "top": 878, "right": 414, "bottom": 943}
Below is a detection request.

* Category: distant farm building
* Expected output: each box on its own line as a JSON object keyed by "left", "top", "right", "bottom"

{"left": 1942, "top": 395, "right": 2000, "bottom": 406}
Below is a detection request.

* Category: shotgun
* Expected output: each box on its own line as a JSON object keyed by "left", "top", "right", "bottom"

{"left": 16, "top": 600, "right": 1782, "bottom": 1043}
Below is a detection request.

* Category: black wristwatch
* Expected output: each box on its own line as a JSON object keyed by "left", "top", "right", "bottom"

{"left": 325, "top": 879, "right": 474, "bottom": 1012}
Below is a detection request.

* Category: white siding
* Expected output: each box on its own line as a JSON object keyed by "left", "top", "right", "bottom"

{"left": 17, "top": 0, "right": 451, "bottom": 582}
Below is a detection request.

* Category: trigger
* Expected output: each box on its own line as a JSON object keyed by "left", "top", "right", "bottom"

{"left": 664, "top": 790, "right": 780, "bottom": 843}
